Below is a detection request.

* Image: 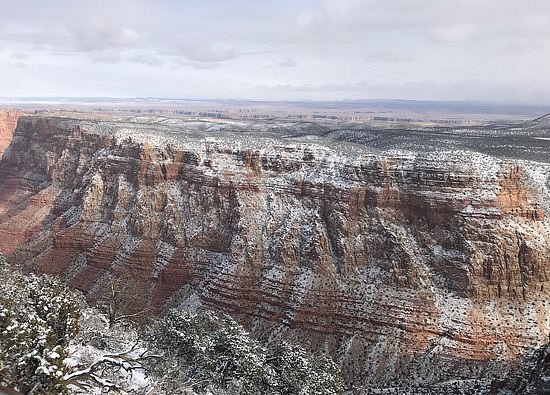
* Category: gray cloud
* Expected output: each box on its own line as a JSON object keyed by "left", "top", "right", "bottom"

{"left": 172, "top": 57, "right": 224, "bottom": 70}
{"left": 88, "top": 51, "right": 123, "bottom": 64}
{"left": 0, "top": 0, "right": 549, "bottom": 102}
{"left": 277, "top": 57, "right": 297, "bottom": 68}
{"left": 173, "top": 44, "right": 237, "bottom": 63}
{"left": 364, "top": 51, "right": 409, "bottom": 63}
{"left": 126, "top": 53, "right": 163, "bottom": 67}
{"left": 70, "top": 26, "right": 141, "bottom": 52}
{"left": 7, "top": 61, "right": 27, "bottom": 69}
{"left": 10, "top": 52, "right": 29, "bottom": 60}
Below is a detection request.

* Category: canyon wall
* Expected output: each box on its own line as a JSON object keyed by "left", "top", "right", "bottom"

{"left": 0, "top": 110, "right": 21, "bottom": 157}
{"left": 0, "top": 115, "right": 549, "bottom": 387}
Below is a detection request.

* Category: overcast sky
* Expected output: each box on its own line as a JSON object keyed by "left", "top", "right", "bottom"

{"left": 1, "top": 0, "right": 550, "bottom": 103}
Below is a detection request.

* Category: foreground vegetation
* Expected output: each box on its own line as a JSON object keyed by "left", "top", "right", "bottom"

{"left": 0, "top": 257, "right": 344, "bottom": 394}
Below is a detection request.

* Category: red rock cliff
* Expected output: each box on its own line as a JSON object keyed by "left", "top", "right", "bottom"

{"left": 0, "top": 115, "right": 549, "bottom": 386}
{"left": 0, "top": 110, "right": 21, "bottom": 157}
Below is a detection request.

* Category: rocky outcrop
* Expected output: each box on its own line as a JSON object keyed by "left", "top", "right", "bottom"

{"left": 0, "top": 110, "right": 21, "bottom": 157}
{"left": 0, "top": 114, "right": 549, "bottom": 388}
{"left": 490, "top": 343, "right": 550, "bottom": 394}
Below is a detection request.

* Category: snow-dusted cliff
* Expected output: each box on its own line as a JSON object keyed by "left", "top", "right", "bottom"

{"left": 0, "top": 114, "right": 549, "bottom": 388}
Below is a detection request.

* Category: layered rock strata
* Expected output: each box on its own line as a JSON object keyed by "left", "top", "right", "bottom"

{"left": 0, "top": 110, "right": 21, "bottom": 157}
{"left": 0, "top": 115, "right": 549, "bottom": 387}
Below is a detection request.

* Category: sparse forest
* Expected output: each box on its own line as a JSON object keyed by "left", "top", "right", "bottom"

{"left": 0, "top": 256, "right": 344, "bottom": 394}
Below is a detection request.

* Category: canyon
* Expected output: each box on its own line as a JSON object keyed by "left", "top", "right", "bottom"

{"left": 0, "top": 110, "right": 549, "bottom": 390}
{"left": 0, "top": 111, "right": 20, "bottom": 157}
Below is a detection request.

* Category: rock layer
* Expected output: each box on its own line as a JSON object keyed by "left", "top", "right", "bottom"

{"left": 0, "top": 110, "right": 21, "bottom": 157}
{"left": 0, "top": 114, "right": 549, "bottom": 387}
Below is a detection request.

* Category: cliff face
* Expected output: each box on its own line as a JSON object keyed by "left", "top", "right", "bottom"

{"left": 0, "top": 110, "right": 21, "bottom": 157}
{"left": 490, "top": 343, "right": 550, "bottom": 394}
{"left": 0, "top": 115, "right": 549, "bottom": 387}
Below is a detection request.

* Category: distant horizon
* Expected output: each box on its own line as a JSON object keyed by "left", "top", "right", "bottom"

{"left": 2, "top": 96, "right": 549, "bottom": 121}
{"left": 1, "top": 96, "right": 550, "bottom": 106}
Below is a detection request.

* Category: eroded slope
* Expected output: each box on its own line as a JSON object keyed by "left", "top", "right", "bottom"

{"left": 0, "top": 115, "right": 549, "bottom": 388}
